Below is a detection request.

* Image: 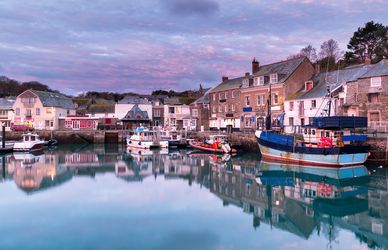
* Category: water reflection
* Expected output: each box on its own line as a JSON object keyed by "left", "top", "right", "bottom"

{"left": 0, "top": 145, "right": 387, "bottom": 249}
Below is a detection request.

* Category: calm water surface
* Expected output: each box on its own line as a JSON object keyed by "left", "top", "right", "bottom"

{"left": 0, "top": 144, "right": 386, "bottom": 250}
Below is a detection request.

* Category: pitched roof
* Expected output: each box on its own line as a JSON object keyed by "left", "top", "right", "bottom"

{"left": 30, "top": 90, "right": 75, "bottom": 109}
{"left": 0, "top": 97, "right": 15, "bottom": 109}
{"left": 359, "top": 59, "right": 388, "bottom": 78}
{"left": 122, "top": 104, "right": 150, "bottom": 121}
{"left": 254, "top": 57, "right": 307, "bottom": 83}
{"left": 192, "top": 88, "right": 212, "bottom": 104}
{"left": 210, "top": 77, "right": 244, "bottom": 93}
{"left": 164, "top": 97, "right": 182, "bottom": 105}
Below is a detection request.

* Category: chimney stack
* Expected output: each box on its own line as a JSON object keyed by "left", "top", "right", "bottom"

{"left": 222, "top": 76, "right": 229, "bottom": 82}
{"left": 252, "top": 58, "right": 259, "bottom": 74}
{"left": 364, "top": 56, "right": 371, "bottom": 65}
{"left": 245, "top": 72, "right": 250, "bottom": 77}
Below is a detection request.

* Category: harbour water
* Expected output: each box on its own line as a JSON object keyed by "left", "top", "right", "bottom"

{"left": 0, "top": 145, "right": 387, "bottom": 250}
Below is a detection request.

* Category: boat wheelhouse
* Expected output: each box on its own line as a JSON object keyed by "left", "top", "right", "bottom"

{"left": 126, "top": 127, "right": 168, "bottom": 149}
{"left": 13, "top": 133, "right": 45, "bottom": 152}
{"left": 256, "top": 116, "right": 370, "bottom": 167}
{"left": 160, "top": 127, "right": 187, "bottom": 147}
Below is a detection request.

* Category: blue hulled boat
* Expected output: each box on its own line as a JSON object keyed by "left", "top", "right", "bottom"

{"left": 255, "top": 116, "right": 370, "bottom": 167}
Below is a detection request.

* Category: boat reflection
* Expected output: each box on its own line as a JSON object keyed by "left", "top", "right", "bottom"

{"left": 0, "top": 146, "right": 387, "bottom": 248}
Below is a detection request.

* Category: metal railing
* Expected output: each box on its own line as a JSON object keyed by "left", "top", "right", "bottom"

{"left": 369, "top": 121, "right": 388, "bottom": 133}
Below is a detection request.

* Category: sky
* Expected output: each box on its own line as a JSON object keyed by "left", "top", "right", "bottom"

{"left": 0, "top": 0, "right": 387, "bottom": 95}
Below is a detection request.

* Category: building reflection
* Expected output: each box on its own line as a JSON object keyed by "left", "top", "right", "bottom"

{"left": 1, "top": 146, "right": 388, "bottom": 249}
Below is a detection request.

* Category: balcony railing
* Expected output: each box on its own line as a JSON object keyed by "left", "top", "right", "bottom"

{"left": 369, "top": 121, "right": 388, "bottom": 133}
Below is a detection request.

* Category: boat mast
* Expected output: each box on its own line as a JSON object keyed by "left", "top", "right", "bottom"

{"left": 265, "top": 82, "right": 272, "bottom": 130}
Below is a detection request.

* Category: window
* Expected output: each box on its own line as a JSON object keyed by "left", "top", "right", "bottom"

{"left": 45, "top": 120, "right": 50, "bottom": 127}
{"left": 259, "top": 76, "right": 265, "bottom": 85}
{"left": 224, "top": 105, "right": 228, "bottom": 113}
{"left": 289, "top": 101, "right": 294, "bottom": 111}
{"left": 36, "top": 108, "right": 40, "bottom": 116}
{"left": 273, "top": 93, "right": 279, "bottom": 105}
{"left": 231, "top": 104, "right": 235, "bottom": 112}
{"left": 50, "top": 121, "right": 54, "bottom": 127}
{"left": 231, "top": 91, "right": 235, "bottom": 98}
{"left": 154, "top": 109, "right": 161, "bottom": 117}
{"left": 270, "top": 74, "right": 278, "bottom": 84}
{"left": 289, "top": 117, "right": 294, "bottom": 126}
{"left": 212, "top": 106, "right": 216, "bottom": 113}
{"left": 21, "top": 97, "right": 36, "bottom": 104}
{"left": 169, "top": 107, "right": 175, "bottom": 114}
{"left": 305, "top": 81, "right": 313, "bottom": 91}
{"left": 257, "top": 95, "right": 261, "bottom": 106}
{"left": 254, "top": 77, "right": 259, "bottom": 86}
{"left": 371, "top": 77, "right": 381, "bottom": 87}
{"left": 242, "top": 79, "right": 249, "bottom": 88}
{"left": 245, "top": 116, "right": 252, "bottom": 127}
{"left": 245, "top": 96, "right": 251, "bottom": 106}
{"left": 219, "top": 93, "right": 222, "bottom": 100}
{"left": 26, "top": 109, "right": 32, "bottom": 117}
{"left": 301, "top": 118, "right": 305, "bottom": 126}
{"left": 213, "top": 94, "right": 215, "bottom": 101}
{"left": 225, "top": 92, "right": 228, "bottom": 99}
{"left": 311, "top": 100, "right": 316, "bottom": 108}
{"left": 46, "top": 108, "right": 52, "bottom": 114}
{"left": 192, "top": 109, "right": 198, "bottom": 117}
{"left": 368, "top": 93, "right": 379, "bottom": 103}
{"left": 369, "top": 112, "right": 380, "bottom": 122}
{"left": 15, "top": 108, "right": 20, "bottom": 115}
{"left": 218, "top": 105, "right": 222, "bottom": 112}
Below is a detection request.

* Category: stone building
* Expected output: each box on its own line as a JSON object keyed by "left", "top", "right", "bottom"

{"left": 343, "top": 59, "right": 388, "bottom": 127}
{"left": 240, "top": 57, "right": 315, "bottom": 131}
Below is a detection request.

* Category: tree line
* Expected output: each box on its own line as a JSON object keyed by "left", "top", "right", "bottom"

{"left": 287, "top": 21, "right": 388, "bottom": 71}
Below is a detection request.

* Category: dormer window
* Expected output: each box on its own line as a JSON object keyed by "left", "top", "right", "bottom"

{"left": 305, "top": 81, "right": 313, "bottom": 91}
{"left": 254, "top": 77, "right": 258, "bottom": 86}
{"left": 242, "top": 79, "right": 249, "bottom": 88}
{"left": 259, "top": 76, "right": 264, "bottom": 85}
{"left": 270, "top": 74, "right": 278, "bottom": 84}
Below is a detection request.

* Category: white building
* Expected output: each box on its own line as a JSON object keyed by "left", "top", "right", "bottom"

{"left": 0, "top": 97, "right": 15, "bottom": 131}
{"left": 114, "top": 96, "right": 152, "bottom": 121}
{"left": 163, "top": 98, "right": 192, "bottom": 129}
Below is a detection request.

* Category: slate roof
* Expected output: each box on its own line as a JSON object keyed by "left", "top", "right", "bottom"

{"left": 253, "top": 57, "right": 307, "bottom": 83}
{"left": 359, "top": 59, "right": 388, "bottom": 78}
{"left": 0, "top": 97, "right": 15, "bottom": 110}
{"left": 121, "top": 104, "right": 150, "bottom": 121}
{"left": 210, "top": 77, "right": 245, "bottom": 93}
{"left": 164, "top": 97, "right": 182, "bottom": 105}
{"left": 289, "top": 60, "right": 388, "bottom": 100}
{"left": 30, "top": 90, "right": 75, "bottom": 109}
{"left": 192, "top": 88, "right": 212, "bottom": 104}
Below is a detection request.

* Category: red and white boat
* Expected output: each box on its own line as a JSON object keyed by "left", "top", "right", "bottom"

{"left": 13, "top": 133, "right": 45, "bottom": 152}
{"left": 189, "top": 135, "right": 236, "bottom": 154}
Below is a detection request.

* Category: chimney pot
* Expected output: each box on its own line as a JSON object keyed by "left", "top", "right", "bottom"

{"left": 222, "top": 76, "right": 229, "bottom": 82}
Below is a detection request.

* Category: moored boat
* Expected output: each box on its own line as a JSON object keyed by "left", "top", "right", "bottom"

{"left": 189, "top": 134, "right": 236, "bottom": 154}
{"left": 13, "top": 133, "right": 45, "bottom": 152}
{"left": 256, "top": 116, "right": 370, "bottom": 167}
{"left": 126, "top": 126, "right": 168, "bottom": 149}
{"left": 160, "top": 127, "right": 187, "bottom": 147}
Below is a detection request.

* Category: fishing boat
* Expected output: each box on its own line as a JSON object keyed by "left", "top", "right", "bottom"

{"left": 189, "top": 134, "right": 236, "bottom": 154}
{"left": 256, "top": 116, "right": 370, "bottom": 167}
{"left": 126, "top": 126, "right": 168, "bottom": 149}
{"left": 13, "top": 133, "right": 45, "bottom": 152}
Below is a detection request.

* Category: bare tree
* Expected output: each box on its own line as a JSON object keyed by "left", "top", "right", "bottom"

{"left": 319, "top": 39, "right": 340, "bottom": 61}
{"left": 300, "top": 45, "right": 317, "bottom": 62}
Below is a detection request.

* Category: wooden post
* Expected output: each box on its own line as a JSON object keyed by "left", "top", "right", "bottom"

{"left": 2, "top": 125, "right": 5, "bottom": 149}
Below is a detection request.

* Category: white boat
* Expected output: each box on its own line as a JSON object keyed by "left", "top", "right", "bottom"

{"left": 126, "top": 127, "right": 169, "bottom": 149}
{"left": 160, "top": 127, "right": 187, "bottom": 147}
{"left": 13, "top": 133, "right": 45, "bottom": 152}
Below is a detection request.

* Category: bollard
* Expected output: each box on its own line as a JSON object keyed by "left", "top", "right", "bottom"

{"left": 2, "top": 125, "right": 5, "bottom": 149}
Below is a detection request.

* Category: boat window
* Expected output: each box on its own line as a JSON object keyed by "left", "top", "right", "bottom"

{"left": 304, "top": 129, "right": 307, "bottom": 135}
{"left": 320, "top": 131, "right": 324, "bottom": 137}
{"left": 312, "top": 130, "right": 316, "bottom": 135}
{"left": 31, "top": 136, "right": 35, "bottom": 141}
{"left": 341, "top": 132, "right": 344, "bottom": 135}
{"left": 25, "top": 136, "right": 29, "bottom": 141}
{"left": 334, "top": 131, "right": 337, "bottom": 136}
{"left": 308, "top": 129, "right": 311, "bottom": 135}
{"left": 325, "top": 132, "right": 330, "bottom": 137}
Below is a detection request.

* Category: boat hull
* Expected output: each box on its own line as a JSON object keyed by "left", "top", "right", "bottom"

{"left": 127, "top": 139, "right": 169, "bottom": 149}
{"left": 258, "top": 143, "right": 369, "bottom": 167}
{"left": 13, "top": 142, "right": 44, "bottom": 152}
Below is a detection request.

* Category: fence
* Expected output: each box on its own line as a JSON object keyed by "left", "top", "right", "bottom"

{"left": 369, "top": 121, "right": 388, "bottom": 133}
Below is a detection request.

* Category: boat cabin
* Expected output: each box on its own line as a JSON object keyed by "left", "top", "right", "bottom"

{"left": 22, "top": 133, "right": 42, "bottom": 142}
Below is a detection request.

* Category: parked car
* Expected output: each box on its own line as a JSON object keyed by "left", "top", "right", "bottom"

{"left": 10, "top": 125, "right": 34, "bottom": 131}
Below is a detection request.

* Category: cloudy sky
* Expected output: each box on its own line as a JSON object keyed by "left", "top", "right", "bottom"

{"left": 0, "top": 0, "right": 387, "bottom": 95}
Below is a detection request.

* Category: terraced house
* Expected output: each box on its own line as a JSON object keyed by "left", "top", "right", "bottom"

{"left": 240, "top": 57, "right": 315, "bottom": 131}
{"left": 209, "top": 75, "right": 248, "bottom": 131}
{"left": 13, "top": 89, "right": 76, "bottom": 130}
